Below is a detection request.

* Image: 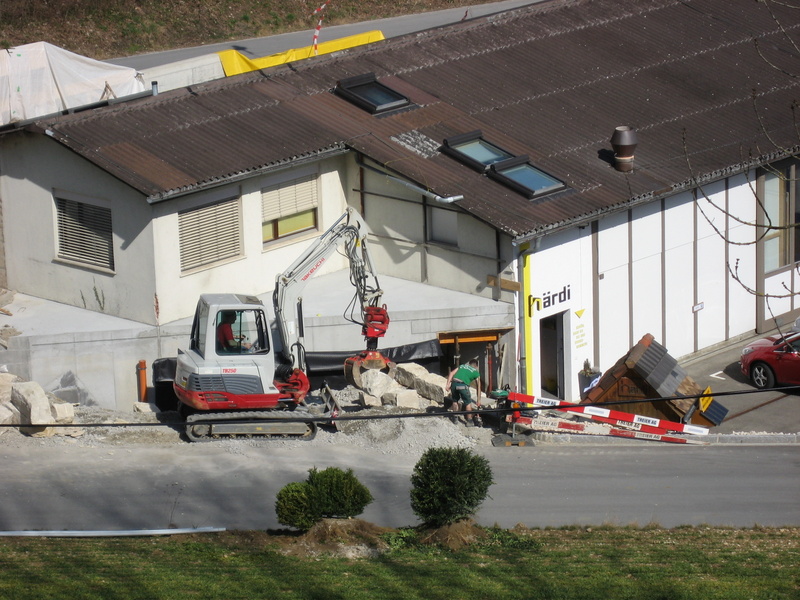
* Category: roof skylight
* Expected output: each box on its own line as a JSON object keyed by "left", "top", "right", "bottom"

{"left": 334, "top": 73, "right": 410, "bottom": 115}
{"left": 443, "top": 131, "right": 565, "bottom": 199}
{"left": 489, "top": 156, "right": 564, "bottom": 199}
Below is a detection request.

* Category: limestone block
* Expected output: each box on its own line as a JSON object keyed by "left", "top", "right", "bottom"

{"left": 0, "top": 401, "right": 19, "bottom": 436}
{"left": 0, "top": 372, "right": 23, "bottom": 401}
{"left": 360, "top": 369, "right": 403, "bottom": 398}
{"left": 11, "top": 381, "right": 55, "bottom": 437}
{"left": 415, "top": 372, "right": 449, "bottom": 405}
{"left": 358, "top": 391, "right": 381, "bottom": 408}
{"left": 381, "top": 389, "right": 425, "bottom": 409}
{"left": 393, "top": 363, "right": 430, "bottom": 388}
{"left": 50, "top": 398, "right": 75, "bottom": 423}
{"left": 133, "top": 401, "right": 158, "bottom": 414}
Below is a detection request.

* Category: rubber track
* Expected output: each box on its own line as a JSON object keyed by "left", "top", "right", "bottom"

{"left": 185, "top": 410, "right": 318, "bottom": 442}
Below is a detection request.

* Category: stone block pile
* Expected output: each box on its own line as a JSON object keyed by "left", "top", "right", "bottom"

{"left": 356, "top": 363, "right": 479, "bottom": 409}
{"left": 0, "top": 373, "right": 80, "bottom": 438}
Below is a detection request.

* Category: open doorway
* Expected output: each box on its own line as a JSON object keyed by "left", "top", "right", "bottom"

{"left": 539, "top": 311, "right": 566, "bottom": 398}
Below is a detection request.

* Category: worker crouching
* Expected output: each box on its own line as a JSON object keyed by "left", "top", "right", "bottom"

{"left": 445, "top": 359, "right": 483, "bottom": 427}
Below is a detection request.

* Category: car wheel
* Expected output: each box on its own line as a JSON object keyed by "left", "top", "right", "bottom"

{"left": 750, "top": 362, "right": 776, "bottom": 389}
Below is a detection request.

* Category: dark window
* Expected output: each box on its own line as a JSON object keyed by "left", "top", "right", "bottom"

{"left": 334, "top": 73, "right": 410, "bottom": 114}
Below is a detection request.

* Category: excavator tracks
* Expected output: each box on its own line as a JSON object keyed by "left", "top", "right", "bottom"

{"left": 185, "top": 410, "right": 318, "bottom": 442}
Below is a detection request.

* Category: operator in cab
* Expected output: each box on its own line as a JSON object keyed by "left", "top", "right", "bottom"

{"left": 216, "top": 310, "right": 252, "bottom": 353}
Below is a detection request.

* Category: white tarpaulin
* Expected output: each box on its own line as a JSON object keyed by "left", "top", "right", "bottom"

{"left": 0, "top": 42, "right": 144, "bottom": 126}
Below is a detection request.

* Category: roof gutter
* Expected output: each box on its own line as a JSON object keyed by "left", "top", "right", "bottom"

{"left": 356, "top": 156, "right": 464, "bottom": 204}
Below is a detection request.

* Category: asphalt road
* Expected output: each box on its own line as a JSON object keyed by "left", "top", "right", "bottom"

{"left": 1, "top": 442, "right": 798, "bottom": 533}
{"left": 108, "top": 0, "right": 542, "bottom": 69}
{"left": 680, "top": 334, "right": 800, "bottom": 435}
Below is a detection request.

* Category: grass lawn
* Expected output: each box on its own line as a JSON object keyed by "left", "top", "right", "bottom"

{"left": 0, "top": 525, "right": 798, "bottom": 600}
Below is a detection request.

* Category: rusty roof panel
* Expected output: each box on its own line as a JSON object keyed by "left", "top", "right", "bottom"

{"left": 33, "top": 0, "right": 800, "bottom": 238}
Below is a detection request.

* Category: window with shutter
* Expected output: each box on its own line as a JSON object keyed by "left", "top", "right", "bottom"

{"left": 55, "top": 197, "right": 115, "bottom": 271}
{"left": 261, "top": 174, "right": 319, "bottom": 245}
{"left": 179, "top": 196, "right": 242, "bottom": 272}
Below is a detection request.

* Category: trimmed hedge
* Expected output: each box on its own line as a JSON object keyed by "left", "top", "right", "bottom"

{"left": 410, "top": 447, "right": 494, "bottom": 527}
{"left": 275, "top": 467, "right": 373, "bottom": 531}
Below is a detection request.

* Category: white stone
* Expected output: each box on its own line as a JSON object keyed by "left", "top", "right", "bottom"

{"left": 50, "top": 398, "right": 75, "bottom": 423}
{"left": 360, "top": 369, "right": 403, "bottom": 398}
{"left": 358, "top": 391, "right": 381, "bottom": 408}
{"left": 381, "top": 389, "right": 425, "bottom": 409}
{"left": 11, "top": 381, "right": 56, "bottom": 437}
{"left": 393, "top": 363, "right": 430, "bottom": 388}
{"left": 0, "top": 401, "right": 19, "bottom": 436}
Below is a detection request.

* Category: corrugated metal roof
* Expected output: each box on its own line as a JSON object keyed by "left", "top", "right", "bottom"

{"left": 31, "top": 0, "right": 800, "bottom": 240}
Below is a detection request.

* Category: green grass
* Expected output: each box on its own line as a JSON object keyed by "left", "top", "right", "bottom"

{"left": 0, "top": 526, "right": 798, "bottom": 600}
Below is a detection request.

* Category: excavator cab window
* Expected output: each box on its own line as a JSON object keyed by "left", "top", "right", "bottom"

{"left": 215, "top": 309, "right": 270, "bottom": 355}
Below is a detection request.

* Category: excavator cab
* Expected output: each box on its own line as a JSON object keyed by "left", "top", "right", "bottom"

{"left": 174, "top": 294, "right": 306, "bottom": 413}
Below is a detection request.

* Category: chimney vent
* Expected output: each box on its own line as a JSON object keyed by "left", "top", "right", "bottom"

{"left": 610, "top": 126, "right": 638, "bottom": 172}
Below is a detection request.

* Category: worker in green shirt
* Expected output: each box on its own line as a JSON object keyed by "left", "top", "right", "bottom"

{"left": 445, "top": 359, "right": 483, "bottom": 427}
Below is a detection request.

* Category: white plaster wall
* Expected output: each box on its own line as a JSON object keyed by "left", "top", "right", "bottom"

{"left": 727, "top": 173, "right": 757, "bottom": 335}
{"left": 696, "top": 180, "right": 728, "bottom": 348}
{"left": 596, "top": 211, "right": 631, "bottom": 367}
{"left": 150, "top": 161, "right": 350, "bottom": 324}
{"left": 663, "top": 191, "right": 695, "bottom": 357}
{"left": 631, "top": 202, "right": 663, "bottom": 345}
{"left": 355, "top": 165, "right": 511, "bottom": 302}
{"left": 0, "top": 133, "right": 158, "bottom": 324}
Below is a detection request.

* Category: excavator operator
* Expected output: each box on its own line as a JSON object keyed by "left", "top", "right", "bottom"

{"left": 216, "top": 311, "right": 251, "bottom": 353}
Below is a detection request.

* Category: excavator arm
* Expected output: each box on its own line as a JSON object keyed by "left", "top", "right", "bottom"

{"left": 273, "top": 207, "right": 393, "bottom": 386}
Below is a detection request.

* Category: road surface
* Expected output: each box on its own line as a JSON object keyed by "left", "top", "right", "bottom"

{"left": 1, "top": 442, "right": 797, "bottom": 532}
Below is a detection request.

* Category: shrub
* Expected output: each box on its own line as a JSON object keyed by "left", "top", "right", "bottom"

{"left": 275, "top": 467, "right": 373, "bottom": 531}
{"left": 275, "top": 481, "right": 319, "bottom": 531}
{"left": 307, "top": 467, "right": 374, "bottom": 519}
{"left": 410, "top": 447, "right": 494, "bottom": 527}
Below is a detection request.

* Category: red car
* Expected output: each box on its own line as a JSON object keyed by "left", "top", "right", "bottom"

{"left": 740, "top": 332, "right": 800, "bottom": 389}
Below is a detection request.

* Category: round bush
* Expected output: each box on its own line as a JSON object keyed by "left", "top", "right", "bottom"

{"left": 307, "top": 466, "right": 374, "bottom": 519}
{"left": 275, "top": 481, "right": 319, "bottom": 531}
{"left": 410, "top": 447, "right": 494, "bottom": 527}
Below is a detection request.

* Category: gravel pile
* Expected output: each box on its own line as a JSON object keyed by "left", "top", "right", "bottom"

{"left": 0, "top": 386, "right": 494, "bottom": 456}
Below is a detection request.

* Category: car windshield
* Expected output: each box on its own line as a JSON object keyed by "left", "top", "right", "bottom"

{"left": 776, "top": 333, "right": 800, "bottom": 351}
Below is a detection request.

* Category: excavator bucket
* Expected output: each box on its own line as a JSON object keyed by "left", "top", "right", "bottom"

{"left": 344, "top": 351, "right": 396, "bottom": 389}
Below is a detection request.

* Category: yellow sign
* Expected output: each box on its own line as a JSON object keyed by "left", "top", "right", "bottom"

{"left": 699, "top": 387, "right": 713, "bottom": 412}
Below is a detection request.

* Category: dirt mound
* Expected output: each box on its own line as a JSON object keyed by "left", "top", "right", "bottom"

{"left": 418, "top": 519, "right": 489, "bottom": 551}
{"left": 283, "top": 518, "right": 393, "bottom": 559}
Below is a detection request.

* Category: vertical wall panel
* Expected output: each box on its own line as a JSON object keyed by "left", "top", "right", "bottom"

{"left": 696, "top": 181, "right": 727, "bottom": 348}
{"left": 727, "top": 173, "right": 757, "bottom": 336}
{"left": 663, "top": 191, "right": 696, "bottom": 357}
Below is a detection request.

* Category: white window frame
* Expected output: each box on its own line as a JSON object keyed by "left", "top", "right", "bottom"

{"left": 178, "top": 196, "right": 242, "bottom": 273}
{"left": 54, "top": 193, "right": 115, "bottom": 272}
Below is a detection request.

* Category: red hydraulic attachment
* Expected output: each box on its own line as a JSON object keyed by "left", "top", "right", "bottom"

{"left": 344, "top": 304, "right": 394, "bottom": 388}
{"left": 362, "top": 304, "right": 390, "bottom": 340}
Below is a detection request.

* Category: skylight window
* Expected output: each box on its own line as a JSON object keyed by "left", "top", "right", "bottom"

{"left": 489, "top": 156, "right": 565, "bottom": 199}
{"left": 334, "top": 73, "right": 410, "bottom": 115}
{"left": 442, "top": 131, "right": 512, "bottom": 172}
{"left": 443, "top": 131, "right": 566, "bottom": 199}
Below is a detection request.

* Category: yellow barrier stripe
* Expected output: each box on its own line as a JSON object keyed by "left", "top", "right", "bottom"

{"left": 217, "top": 30, "right": 385, "bottom": 76}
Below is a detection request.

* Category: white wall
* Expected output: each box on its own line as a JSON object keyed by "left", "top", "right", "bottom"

{"left": 525, "top": 226, "right": 594, "bottom": 400}
{"left": 0, "top": 133, "right": 158, "bottom": 324}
